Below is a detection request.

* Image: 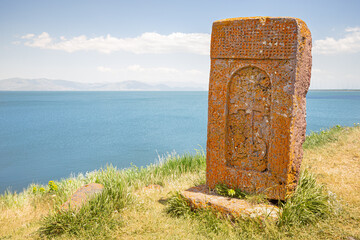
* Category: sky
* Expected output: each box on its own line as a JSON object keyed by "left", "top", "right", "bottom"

{"left": 0, "top": 0, "right": 360, "bottom": 89}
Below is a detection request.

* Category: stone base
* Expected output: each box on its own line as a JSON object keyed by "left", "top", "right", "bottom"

{"left": 181, "top": 185, "right": 279, "bottom": 220}
{"left": 60, "top": 183, "right": 104, "bottom": 211}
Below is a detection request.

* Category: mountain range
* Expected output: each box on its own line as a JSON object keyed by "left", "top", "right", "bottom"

{"left": 0, "top": 78, "right": 205, "bottom": 91}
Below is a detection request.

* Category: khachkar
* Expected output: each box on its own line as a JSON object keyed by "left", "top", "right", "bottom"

{"left": 206, "top": 17, "right": 312, "bottom": 200}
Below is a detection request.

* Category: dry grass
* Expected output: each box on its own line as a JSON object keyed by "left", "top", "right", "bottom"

{"left": 304, "top": 127, "right": 360, "bottom": 206}
{"left": 0, "top": 197, "right": 53, "bottom": 239}
{"left": 303, "top": 126, "right": 360, "bottom": 238}
{"left": 0, "top": 126, "right": 359, "bottom": 239}
{"left": 116, "top": 172, "right": 208, "bottom": 240}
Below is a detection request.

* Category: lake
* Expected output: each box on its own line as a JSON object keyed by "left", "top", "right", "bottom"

{"left": 0, "top": 91, "right": 359, "bottom": 193}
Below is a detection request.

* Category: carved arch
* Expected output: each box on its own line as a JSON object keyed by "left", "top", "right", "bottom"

{"left": 225, "top": 66, "right": 271, "bottom": 172}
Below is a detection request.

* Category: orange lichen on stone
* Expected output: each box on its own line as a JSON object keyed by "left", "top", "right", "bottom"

{"left": 60, "top": 183, "right": 104, "bottom": 211}
{"left": 182, "top": 185, "right": 279, "bottom": 219}
{"left": 206, "top": 17, "right": 312, "bottom": 200}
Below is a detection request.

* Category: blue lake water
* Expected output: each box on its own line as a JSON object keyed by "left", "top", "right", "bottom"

{"left": 0, "top": 91, "right": 359, "bottom": 193}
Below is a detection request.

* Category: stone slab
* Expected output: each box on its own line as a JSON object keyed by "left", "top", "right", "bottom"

{"left": 206, "top": 17, "right": 312, "bottom": 200}
{"left": 60, "top": 183, "right": 104, "bottom": 211}
{"left": 181, "top": 185, "right": 279, "bottom": 219}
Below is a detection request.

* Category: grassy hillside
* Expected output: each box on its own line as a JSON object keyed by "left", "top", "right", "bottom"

{"left": 0, "top": 125, "right": 359, "bottom": 239}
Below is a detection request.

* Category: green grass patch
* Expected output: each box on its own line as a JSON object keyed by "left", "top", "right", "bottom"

{"left": 166, "top": 192, "right": 234, "bottom": 237}
{"left": 166, "top": 191, "right": 277, "bottom": 239}
{"left": 37, "top": 151, "right": 206, "bottom": 238}
{"left": 214, "top": 184, "right": 268, "bottom": 204}
{"left": 118, "top": 150, "right": 206, "bottom": 191}
{"left": 38, "top": 167, "right": 130, "bottom": 238}
{"left": 278, "top": 169, "right": 333, "bottom": 227}
{"left": 167, "top": 168, "right": 335, "bottom": 238}
{"left": 166, "top": 192, "right": 193, "bottom": 218}
{"left": 302, "top": 125, "right": 355, "bottom": 149}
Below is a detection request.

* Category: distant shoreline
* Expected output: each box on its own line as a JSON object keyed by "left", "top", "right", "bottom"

{"left": 0, "top": 78, "right": 359, "bottom": 92}
{"left": 0, "top": 89, "right": 360, "bottom": 92}
{"left": 310, "top": 89, "right": 360, "bottom": 91}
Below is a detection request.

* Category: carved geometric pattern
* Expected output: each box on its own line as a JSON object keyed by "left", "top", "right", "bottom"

{"left": 211, "top": 18, "right": 297, "bottom": 59}
{"left": 225, "top": 66, "right": 271, "bottom": 172}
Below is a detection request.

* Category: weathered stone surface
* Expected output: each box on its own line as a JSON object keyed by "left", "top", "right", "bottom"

{"left": 206, "top": 17, "right": 312, "bottom": 200}
{"left": 60, "top": 183, "right": 104, "bottom": 211}
{"left": 182, "top": 185, "right": 279, "bottom": 219}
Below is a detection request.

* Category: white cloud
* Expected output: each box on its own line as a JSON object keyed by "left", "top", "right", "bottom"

{"left": 125, "top": 65, "right": 179, "bottom": 73}
{"left": 19, "top": 32, "right": 211, "bottom": 55}
{"left": 185, "top": 69, "right": 205, "bottom": 75}
{"left": 345, "top": 27, "right": 360, "bottom": 32}
{"left": 97, "top": 63, "right": 204, "bottom": 74}
{"left": 97, "top": 66, "right": 112, "bottom": 72}
{"left": 21, "top": 33, "right": 35, "bottom": 39}
{"left": 313, "top": 27, "right": 360, "bottom": 54}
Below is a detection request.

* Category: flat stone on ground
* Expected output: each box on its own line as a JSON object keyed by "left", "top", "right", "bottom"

{"left": 60, "top": 183, "right": 104, "bottom": 211}
{"left": 182, "top": 185, "right": 279, "bottom": 220}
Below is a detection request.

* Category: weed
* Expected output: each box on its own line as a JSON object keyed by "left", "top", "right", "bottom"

{"left": 303, "top": 125, "right": 344, "bottom": 149}
{"left": 38, "top": 167, "right": 131, "bottom": 238}
{"left": 279, "top": 169, "right": 333, "bottom": 227}
{"left": 245, "top": 193, "right": 268, "bottom": 205}
{"left": 215, "top": 183, "right": 246, "bottom": 199}
{"left": 166, "top": 192, "right": 193, "bottom": 217}
{"left": 214, "top": 183, "right": 267, "bottom": 204}
{"left": 37, "top": 152, "right": 206, "bottom": 238}
{"left": 48, "top": 181, "right": 58, "bottom": 192}
{"left": 166, "top": 191, "right": 233, "bottom": 237}
{"left": 167, "top": 170, "right": 335, "bottom": 237}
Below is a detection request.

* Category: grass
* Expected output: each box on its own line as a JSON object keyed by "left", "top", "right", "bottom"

{"left": 166, "top": 169, "right": 333, "bottom": 234}
{"left": 278, "top": 169, "right": 333, "bottom": 227}
{"left": 0, "top": 151, "right": 207, "bottom": 239}
{"left": 0, "top": 125, "right": 359, "bottom": 239}
{"left": 302, "top": 124, "right": 358, "bottom": 149}
{"left": 214, "top": 183, "right": 268, "bottom": 204}
{"left": 166, "top": 192, "right": 194, "bottom": 218}
{"left": 38, "top": 167, "right": 130, "bottom": 238}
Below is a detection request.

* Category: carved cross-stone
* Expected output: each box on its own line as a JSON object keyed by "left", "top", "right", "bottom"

{"left": 206, "top": 17, "right": 312, "bottom": 200}
{"left": 226, "top": 66, "right": 271, "bottom": 172}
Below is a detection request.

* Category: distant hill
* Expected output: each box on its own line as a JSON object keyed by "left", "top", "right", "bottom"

{"left": 0, "top": 78, "right": 205, "bottom": 91}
